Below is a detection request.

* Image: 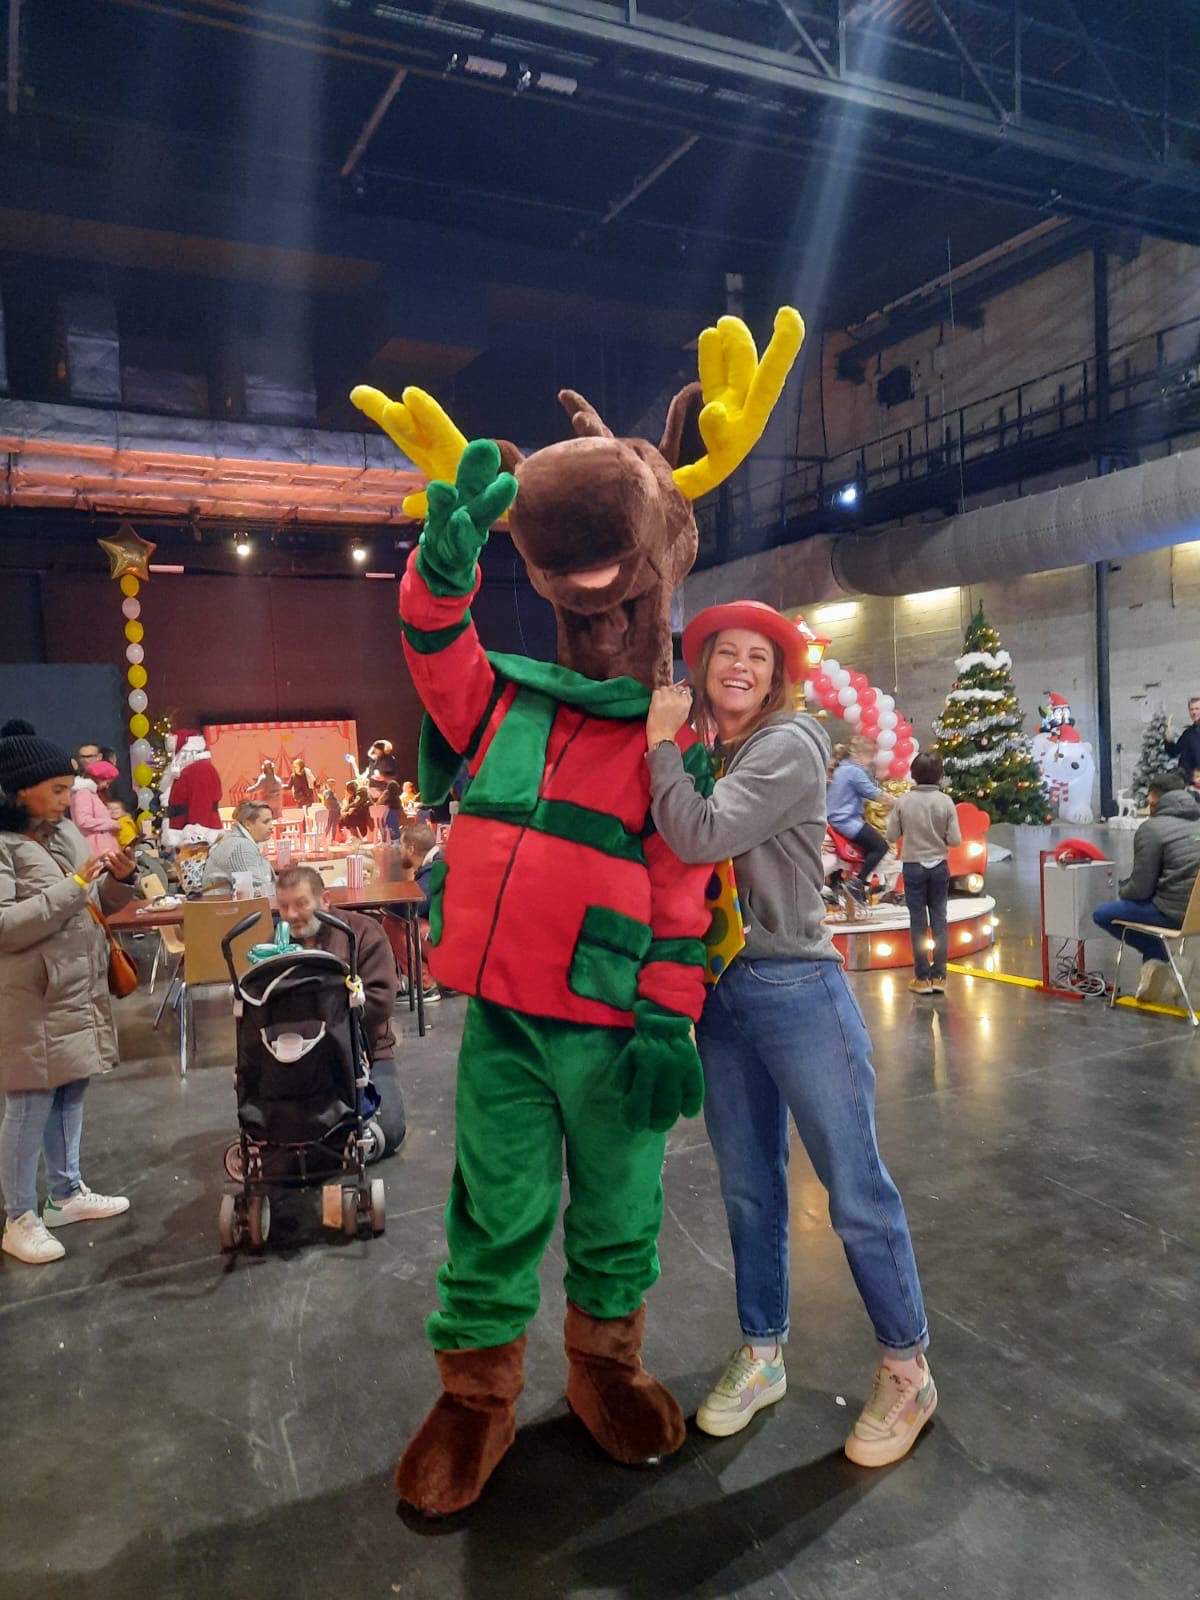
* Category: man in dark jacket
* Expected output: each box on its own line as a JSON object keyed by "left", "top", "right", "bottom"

{"left": 1093, "top": 770, "right": 1200, "bottom": 961}
{"left": 274, "top": 866, "right": 406, "bottom": 1154}
{"left": 1164, "top": 697, "right": 1200, "bottom": 780}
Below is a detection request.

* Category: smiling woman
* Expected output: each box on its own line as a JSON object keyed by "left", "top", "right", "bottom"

{"left": 644, "top": 603, "right": 936, "bottom": 1466}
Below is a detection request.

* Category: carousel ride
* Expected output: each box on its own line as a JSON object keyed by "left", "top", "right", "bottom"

{"left": 791, "top": 614, "right": 998, "bottom": 972}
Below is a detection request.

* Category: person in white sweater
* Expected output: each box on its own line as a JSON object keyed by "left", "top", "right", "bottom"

{"left": 886, "top": 753, "right": 962, "bottom": 995}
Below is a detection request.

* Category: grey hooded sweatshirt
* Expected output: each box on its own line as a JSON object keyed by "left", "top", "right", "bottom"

{"left": 647, "top": 712, "right": 837, "bottom": 963}
{"left": 1120, "top": 789, "right": 1200, "bottom": 924}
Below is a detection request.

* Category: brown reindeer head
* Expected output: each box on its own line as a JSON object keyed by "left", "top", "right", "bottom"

{"left": 494, "top": 383, "right": 704, "bottom": 687}
{"left": 353, "top": 309, "right": 804, "bottom": 690}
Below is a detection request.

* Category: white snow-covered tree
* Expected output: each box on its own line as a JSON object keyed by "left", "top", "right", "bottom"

{"left": 933, "top": 604, "right": 1052, "bottom": 824}
{"left": 1131, "top": 709, "right": 1171, "bottom": 806}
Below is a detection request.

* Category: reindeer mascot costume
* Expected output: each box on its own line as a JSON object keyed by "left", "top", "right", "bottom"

{"left": 353, "top": 307, "right": 803, "bottom": 1517}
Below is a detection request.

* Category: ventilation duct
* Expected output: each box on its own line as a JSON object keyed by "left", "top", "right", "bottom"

{"left": 685, "top": 447, "right": 1200, "bottom": 615}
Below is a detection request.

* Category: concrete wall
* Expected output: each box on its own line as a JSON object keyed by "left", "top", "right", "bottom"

{"left": 748, "top": 234, "right": 1200, "bottom": 519}
{"left": 682, "top": 540, "right": 1200, "bottom": 810}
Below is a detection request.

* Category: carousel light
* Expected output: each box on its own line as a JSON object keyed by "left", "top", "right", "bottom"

{"left": 806, "top": 633, "right": 831, "bottom": 670}
{"left": 876, "top": 942, "right": 893, "bottom": 957}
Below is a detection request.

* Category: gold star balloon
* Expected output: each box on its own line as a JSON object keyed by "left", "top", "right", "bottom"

{"left": 98, "top": 523, "right": 157, "bottom": 581}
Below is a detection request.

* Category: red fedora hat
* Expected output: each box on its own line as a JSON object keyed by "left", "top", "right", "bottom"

{"left": 682, "top": 601, "right": 808, "bottom": 682}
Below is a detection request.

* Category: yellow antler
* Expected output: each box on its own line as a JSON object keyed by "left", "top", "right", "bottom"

{"left": 350, "top": 384, "right": 469, "bottom": 520}
{"left": 672, "top": 307, "right": 805, "bottom": 502}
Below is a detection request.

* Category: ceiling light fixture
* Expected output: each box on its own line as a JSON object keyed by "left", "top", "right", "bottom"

{"left": 234, "top": 533, "right": 252, "bottom": 558}
{"left": 351, "top": 539, "right": 368, "bottom": 564}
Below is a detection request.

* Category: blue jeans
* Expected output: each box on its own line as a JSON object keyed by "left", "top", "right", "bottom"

{"left": 1093, "top": 898, "right": 1174, "bottom": 963}
{"left": 0, "top": 1080, "right": 89, "bottom": 1219}
{"left": 903, "top": 861, "right": 950, "bottom": 980}
{"left": 696, "top": 957, "right": 928, "bottom": 1354}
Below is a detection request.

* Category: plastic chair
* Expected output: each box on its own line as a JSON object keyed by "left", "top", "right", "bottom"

{"left": 1110, "top": 873, "right": 1200, "bottom": 1028}
{"left": 137, "top": 873, "right": 185, "bottom": 997}
{"left": 161, "top": 898, "right": 271, "bottom": 1075}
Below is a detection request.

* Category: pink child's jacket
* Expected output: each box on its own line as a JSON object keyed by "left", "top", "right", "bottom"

{"left": 69, "top": 780, "right": 119, "bottom": 857}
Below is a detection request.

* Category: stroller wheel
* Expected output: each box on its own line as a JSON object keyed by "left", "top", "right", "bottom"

{"left": 368, "top": 1178, "right": 386, "bottom": 1235}
{"left": 363, "top": 1120, "right": 386, "bottom": 1164}
{"left": 247, "top": 1194, "right": 271, "bottom": 1250}
{"left": 218, "top": 1193, "right": 242, "bottom": 1251}
{"left": 223, "top": 1141, "right": 244, "bottom": 1182}
{"left": 341, "top": 1187, "right": 359, "bottom": 1238}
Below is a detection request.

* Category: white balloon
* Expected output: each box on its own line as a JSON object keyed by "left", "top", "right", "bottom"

{"left": 877, "top": 729, "right": 897, "bottom": 750}
{"left": 121, "top": 598, "right": 141, "bottom": 621}
{"left": 125, "top": 643, "right": 145, "bottom": 665}
{"left": 910, "top": 737, "right": 920, "bottom": 754}
{"left": 130, "top": 738, "right": 153, "bottom": 764}
{"left": 879, "top": 710, "right": 898, "bottom": 730}
{"left": 837, "top": 685, "right": 857, "bottom": 707}
{"left": 833, "top": 669, "right": 851, "bottom": 690}
{"left": 822, "top": 659, "right": 840, "bottom": 678}
{"left": 802, "top": 679, "right": 815, "bottom": 701}
{"left": 136, "top": 787, "right": 154, "bottom": 810}
{"left": 844, "top": 703, "right": 862, "bottom": 724}
{"left": 128, "top": 689, "right": 148, "bottom": 713}
{"left": 875, "top": 754, "right": 892, "bottom": 775}
{"left": 877, "top": 694, "right": 895, "bottom": 713}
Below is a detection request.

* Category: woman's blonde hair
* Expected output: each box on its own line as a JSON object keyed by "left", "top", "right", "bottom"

{"left": 690, "top": 629, "right": 794, "bottom": 751}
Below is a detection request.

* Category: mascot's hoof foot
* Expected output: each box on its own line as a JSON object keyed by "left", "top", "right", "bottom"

{"left": 564, "top": 1302, "right": 687, "bottom": 1467}
{"left": 395, "top": 1337, "right": 527, "bottom": 1517}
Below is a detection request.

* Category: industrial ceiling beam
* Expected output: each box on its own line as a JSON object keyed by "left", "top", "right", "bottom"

{"left": 925, "top": 0, "right": 1009, "bottom": 124}
{"left": 340, "top": 66, "right": 407, "bottom": 180}
{"left": 573, "top": 131, "right": 699, "bottom": 246}
{"left": 1053, "top": 0, "right": 1160, "bottom": 163}
{"left": 447, "top": 0, "right": 1200, "bottom": 195}
{"left": 773, "top": 0, "right": 836, "bottom": 80}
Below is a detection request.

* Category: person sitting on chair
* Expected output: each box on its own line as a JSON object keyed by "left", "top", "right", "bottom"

{"left": 201, "top": 802, "right": 276, "bottom": 898}
{"left": 274, "top": 866, "right": 406, "bottom": 1155}
{"left": 1093, "top": 769, "right": 1200, "bottom": 989}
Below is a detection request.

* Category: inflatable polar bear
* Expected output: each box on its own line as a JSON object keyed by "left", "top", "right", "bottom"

{"left": 1032, "top": 728, "right": 1096, "bottom": 824}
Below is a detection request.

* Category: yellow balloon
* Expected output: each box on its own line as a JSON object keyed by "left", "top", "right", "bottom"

{"left": 127, "top": 664, "right": 148, "bottom": 689}
{"left": 136, "top": 810, "right": 154, "bottom": 828}
{"left": 129, "top": 714, "right": 150, "bottom": 738}
{"left": 120, "top": 575, "right": 141, "bottom": 598}
{"left": 124, "top": 620, "right": 144, "bottom": 643}
{"left": 133, "top": 763, "right": 154, "bottom": 788}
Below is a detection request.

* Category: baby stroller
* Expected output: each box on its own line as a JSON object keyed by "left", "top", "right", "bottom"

{"left": 217, "top": 908, "right": 385, "bottom": 1250}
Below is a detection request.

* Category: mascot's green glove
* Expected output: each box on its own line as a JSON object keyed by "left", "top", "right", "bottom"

{"left": 417, "top": 438, "right": 519, "bottom": 598}
{"left": 619, "top": 1000, "right": 705, "bottom": 1134}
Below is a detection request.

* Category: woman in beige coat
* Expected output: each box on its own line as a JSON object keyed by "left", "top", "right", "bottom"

{"left": 0, "top": 721, "right": 138, "bottom": 1266}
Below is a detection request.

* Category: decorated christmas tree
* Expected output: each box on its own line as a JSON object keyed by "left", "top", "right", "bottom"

{"left": 933, "top": 604, "right": 1052, "bottom": 824}
{"left": 1130, "top": 708, "right": 1170, "bottom": 806}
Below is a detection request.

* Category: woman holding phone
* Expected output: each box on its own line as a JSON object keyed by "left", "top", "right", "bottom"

{"left": 643, "top": 604, "right": 934, "bottom": 1467}
{"left": 0, "top": 721, "right": 137, "bottom": 1266}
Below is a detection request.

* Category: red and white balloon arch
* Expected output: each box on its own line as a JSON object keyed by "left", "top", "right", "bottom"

{"left": 794, "top": 616, "right": 918, "bottom": 781}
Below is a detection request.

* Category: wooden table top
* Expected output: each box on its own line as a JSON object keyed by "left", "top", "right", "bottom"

{"left": 107, "top": 879, "right": 423, "bottom": 933}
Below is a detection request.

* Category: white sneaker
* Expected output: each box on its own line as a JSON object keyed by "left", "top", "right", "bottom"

{"left": 2, "top": 1211, "right": 66, "bottom": 1263}
{"left": 1136, "top": 959, "right": 1171, "bottom": 1003}
{"left": 43, "top": 1183, "right": 130, "bottom": 1229}
{"left": 695, "top": 1345, "right": 787, "bottom": 1437}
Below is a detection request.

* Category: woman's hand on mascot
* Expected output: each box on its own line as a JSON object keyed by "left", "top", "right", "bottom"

{"left": 646, "top": 683, "right": 693, "bottom": 748}
{"left": 420, "top": 439, "right": 519, "bottom": 594}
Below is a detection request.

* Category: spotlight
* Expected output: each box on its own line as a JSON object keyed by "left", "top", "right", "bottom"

{"left": 515, "top": 64, "right": 533, "bottom": 91}
{"left": 965, "top": 872, "right": 985, "bottom": 894}
{"left": 351, "top": 539, "right": 368, "bottom": 564}
{"left": 835, "top": 482, "right": 859, "bottom": 508}
{"left": 234, "top": 533, "right": 252, "bottom": 558}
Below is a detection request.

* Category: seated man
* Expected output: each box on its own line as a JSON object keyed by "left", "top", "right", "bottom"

{"left": 382, "top": 821, "right": 442, "bottom": 1003}
{"left": 274, "top": 866, "right": 406, "bottom": 1155}
{"left": 201, "top": 801, "right": 276, "bottom": 897}
{"left": 1093, "top": 769, "right": 1200, "bottom": 980}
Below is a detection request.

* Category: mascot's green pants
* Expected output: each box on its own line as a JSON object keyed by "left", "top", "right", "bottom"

{"left": 429, "top": 999, "right": 669, "bottom": 1352}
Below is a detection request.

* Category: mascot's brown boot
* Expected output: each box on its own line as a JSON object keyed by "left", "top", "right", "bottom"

{"left": 564, "top": 1302, "right": 686, "bottom": 1466}
{"left": 395, "top": 1336, "right": 527, "bottom": 1517}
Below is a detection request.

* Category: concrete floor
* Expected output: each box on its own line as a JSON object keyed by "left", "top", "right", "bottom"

{"left": 2, "top": 824, "right": 1198, "bottom": 1600}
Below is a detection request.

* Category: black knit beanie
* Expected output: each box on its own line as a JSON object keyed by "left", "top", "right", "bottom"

{"left": 0, "top": 719, "right": 76, "bottom": 796}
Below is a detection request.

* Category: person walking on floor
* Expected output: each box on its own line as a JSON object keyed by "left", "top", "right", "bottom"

{"left": 644, "top": 602, "right": 935, "bottom": 1468}
{"left": 827, "top": 736, "right": 893, "bottom": 904}
{"left": 0, "top": 721, "right": 137, "bottom": 1266}
{"left": 1163, "top": 696, "right": 1200, "bottom": 778}
{"left": 887, "top": 753, "right": 962, "bottom": 996}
